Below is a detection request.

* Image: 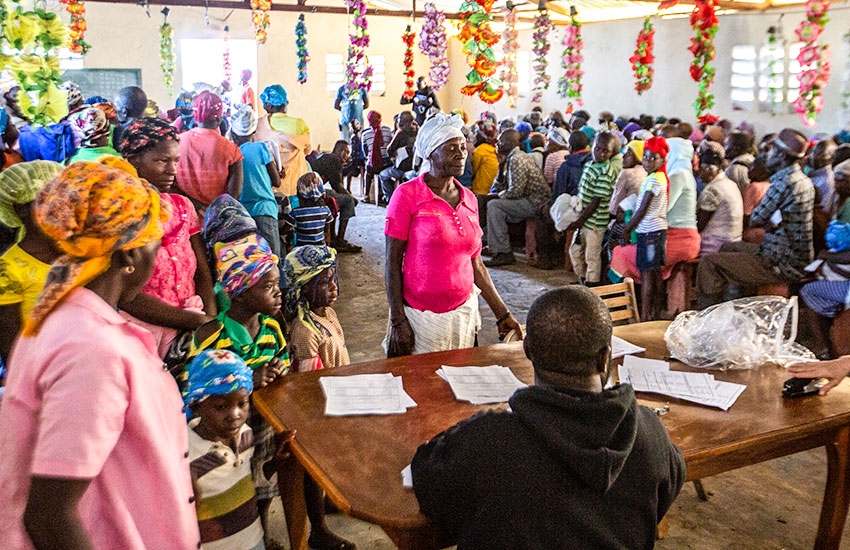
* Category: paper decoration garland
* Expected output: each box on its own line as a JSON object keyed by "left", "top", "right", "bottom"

{"left": 841, "top": 30, "right": 850, "bottom": 128}
{"left": 223, "top": 25, "right": 231, "bottom": 83}
{"left": 250, "top": 0, "right": 271, "bottom": 44}
{"left": 1, "top": 0, "right": 71, "bottom": 125}
{"left": 344, "top": 0, "right": 372, "bottom": 97}
{"left": 159, "top": 9, "right": 175, "bottom": 96}
{"left": 531, "top": 2, "right": 554, "bottom": 104}
{"left": 557, "top": 7, "right": 583, "bottom": 106}
{"left": 630, "top": 16, "right": 654, "bottom": 95}
{"left": 500, "top": 5, "right": 519, "bottom": 108}
{"left": 402, "top": 25, "right": 415, "bottom": 100}
{"left": 59, "top": 0, "right": 89, "bottom": 54}
{"left": 419, "top": 2, "right": 449, "bottom": 90}
{"left": 763, "top": 26, "right": 783, "bottom": 115}
{"left": 793, "top": 0, "right": 831, "bottom": 127}
{"left": 295, "top": 14, "right": 309, "bottom": 84}
{"left": 689, "top": 0, "right": 719, "bottom": 122}
{"left": 459, "top": 0, "right": 503, "bottom": 104}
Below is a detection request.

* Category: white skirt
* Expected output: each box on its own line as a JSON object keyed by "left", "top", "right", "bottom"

{"left": 383, "top": 289, "right": 482, "bottom": 355}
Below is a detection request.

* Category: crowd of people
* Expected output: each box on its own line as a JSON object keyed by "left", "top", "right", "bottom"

{"left": 0, "top": 72, "right": 850, "bottom": 550}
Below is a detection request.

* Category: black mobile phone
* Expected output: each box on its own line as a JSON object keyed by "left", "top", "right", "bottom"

{"left": 782, "top": 377, "right": 825, "bottom": 398}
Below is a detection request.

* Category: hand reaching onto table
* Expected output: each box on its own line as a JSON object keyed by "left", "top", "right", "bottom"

{"left": 788, "top": 357, "right": 850, "bottom": 395}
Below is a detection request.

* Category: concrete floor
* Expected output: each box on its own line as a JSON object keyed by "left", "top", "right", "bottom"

{"left": 268, "top": 202, "right": 850, "bottom": 550}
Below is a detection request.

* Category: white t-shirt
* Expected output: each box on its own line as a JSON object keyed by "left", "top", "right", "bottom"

{"left": 636, "top": 173, "right": 668, "bottom": 233}
{"left": 698, "top": 173, "right": 743, "bottom": 252}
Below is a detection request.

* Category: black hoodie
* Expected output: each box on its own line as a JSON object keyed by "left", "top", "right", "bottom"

{"left": 412, "top": 383, "right": 685, "bottom": 550}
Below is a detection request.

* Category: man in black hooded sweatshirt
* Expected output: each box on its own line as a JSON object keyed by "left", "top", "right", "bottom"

{"left": 411, "top": 286, "right": 685, "bottom": 550}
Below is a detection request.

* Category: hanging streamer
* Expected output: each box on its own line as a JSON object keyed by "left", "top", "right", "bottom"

{"left": 250, "top": 0, "right": 271, "bottom": 44}
{"left": 557, "top": 6, "right": 583, "bottom": 107}
{"left": 296, "top": 14, "right": 309, "bottom": 84}
{"left": 59, "top": 0, "right": 89, "bottom": 54}
{"left": 401, "top": 24, "right": 415, "bottom": 100}
{"left": 500, "top": 4, "right": 519, "bottom": 108}
{"left": 689, "top": 0, "right": 719, "bottom": 122}
{"left": 419, "top": 2, "right": 449, "bottom": 90}
{"left": 344, "top": 0, "right": 372, "bottom": 97}
{"left": 223, "top": 25, "right": 232, "bottom": 84}
{"left": 793, "top": 0, "right": 831, "bottom": 127}
{"left": 159, "top": 7, "right": 175, "bottom": 96}
{"left": 531, "top": 0, "right": 554, "bottom": 104}
{"left": 630, "top": 16, "right": 654, "bottom": 95}
{"left": 459, "top": 0, "right": 503, "bottom": 104}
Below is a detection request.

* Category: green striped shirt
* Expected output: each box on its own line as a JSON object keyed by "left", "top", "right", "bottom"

{"left": 578, "top": 160, "right": 617, "bottom": 231}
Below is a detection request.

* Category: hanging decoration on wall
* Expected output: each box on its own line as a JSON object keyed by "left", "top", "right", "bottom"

{"left": 344, "top": 0, "right": 372, "bottom": 97}
{"left": 59, "top": 0, "right": 89, "bottom": 54}
{"left": 1, "top": 0, "right": 72, "bottom": 125}
{"left": 250, "top": 0, "right": 271, "bottom": 44}
{"left": 419, "top": 2, "right": 449, "bottom": 90}
{"left": 223, "top": 25, "right": 232, "bottom": 84}
{"left": 689, "top": 0, "right": 719, "bottom": 122}
{"left": 459, "top": 0, "right": 503, "bottom": 104}
{"left": 531, "top": 0, "right": 554, "bottom": 104}
{"left": 159, "top": 7, "right": 175, "bottom": 96}
{"left": 793, "top": 0, "right": 831, "bottom": 127}
{"left": 763, "top": 25, "right": 784, "bottom": 115}
{"left": 500, "top": 3, "right": 519, "bottom": 108}
{"left": 295, "top": 14, "right": 309, "bottom": 84}
{"left": 840, "top": 30, "right": 850, "bottom": 128}
{"left": 630, "top": 16, "right": 654, "bottom": 95}
{"left": 401, "top": 24, "right": 416, "bottom": 100}
{"left": 557, "top": 6, "right": 583, "bottom": 106}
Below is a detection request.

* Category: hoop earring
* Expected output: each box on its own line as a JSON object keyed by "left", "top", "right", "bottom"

{"left": 125, "top": 265, "right": 136, "bottom": 274}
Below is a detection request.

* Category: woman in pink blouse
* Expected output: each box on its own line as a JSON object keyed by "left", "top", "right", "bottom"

{"left": 384, "top": 113, "right": 522, "bottom": 357}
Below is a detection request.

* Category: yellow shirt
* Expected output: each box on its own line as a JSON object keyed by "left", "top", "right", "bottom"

{"left": 472, "top": 143, "right": 499, "bottom": 195}
{"left": 0, "top": 245, "right": 50, "bottom": 320}
{"left": 269, "top": 113, "right": 310, "bottom": 135}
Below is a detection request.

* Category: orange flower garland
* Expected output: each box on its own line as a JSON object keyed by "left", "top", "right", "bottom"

{"left": 402, "top": 25, "right": 415, "bottom": 100}
{"left": 458, "top": 0, "right": 503, "bottom": 104}
{"left": 251, "top": 0, "right": 271, "bottom": 44}
{"left": 59, "top": 0, "right": 89, "bottom": 54}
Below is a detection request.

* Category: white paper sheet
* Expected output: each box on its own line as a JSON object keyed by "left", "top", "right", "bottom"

{"left": 618, "top": 193, "right": 638, "bottom": 212}
{"left": 627, "top": 368, "right": 745, "bottom": 411}
{"left": 618, "top": 355, "right": 669, "bottom": 384}
{"left": 611, "top": 336, "right": 646, "bottom": 359}
{"left": 401, "top": 464, "right": 413, "bottom": 489}
{"left": 438, "top": 365, "right": 527, "bottom": 404}
{"left": 320, "top": 374, "right": 417, "bottom": 416}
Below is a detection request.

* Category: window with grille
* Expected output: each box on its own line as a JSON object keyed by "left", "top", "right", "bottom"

{"left": 325, "top": 54, "right": 385, "bottom": 97}
{"left": 730, "top": 44, "right": 757, "bottom": 110}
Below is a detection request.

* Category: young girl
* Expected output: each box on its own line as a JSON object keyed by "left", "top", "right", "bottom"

{"left": 283, "top": 172, "right": 333, "bottom": 246}
{"left": 283, "top": 245, "right": 348, "bottom": 371}
{"left": 117, "top": 118, "right": 218, "bottom": 357}
{"left": 621, "top": 136, "right": 669, "bottom": 321}
{"left": 184, "top": 349, "right": 264, "bottom": 550}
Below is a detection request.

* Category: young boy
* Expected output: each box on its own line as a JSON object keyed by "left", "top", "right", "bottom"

{"left": 230, "top": 103, "right": 283, "bottom": 257}
{"left": 283, "top": 245, "right": 348, "bottom": 371}
{"left": 621, "top": 136, "right": 669, "bottom": 321}
{"left": 184, "top": 349, "right": 264, "bottom": 550}
{"left": 568, "top": 132, "right": 623, "bottom": 286}
{"left": 283, "top": 172, "right": 333, "bottom": 246}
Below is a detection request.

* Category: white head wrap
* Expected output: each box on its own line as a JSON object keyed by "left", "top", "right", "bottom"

{"left": 415, "top": 113, "right": 465, "bottom": 164}
{"left": 632, "top": 129, "right": 653, "bottom": 141}
{"left": 547, "top": 127, "right": 569, "bottom": 147}
{"left": 230, "top": 103, "right": 258, "bottom": 136}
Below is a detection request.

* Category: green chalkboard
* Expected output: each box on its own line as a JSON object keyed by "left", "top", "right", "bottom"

{"left": 61, "top": 69, "right": 142, "bottom": 101}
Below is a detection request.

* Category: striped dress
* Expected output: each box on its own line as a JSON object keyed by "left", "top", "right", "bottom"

{"left": 188, "top": 312, "right": 291, "bottom": 500}
{"left": 189, "top": 421, "right": 265, "bottom": 550}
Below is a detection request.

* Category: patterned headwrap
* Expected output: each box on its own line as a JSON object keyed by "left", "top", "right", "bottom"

{"left": 547, "top": 127, "right": 569, "bottom": 148}
{"left": 23, "top": 159, "right": 168, "bottom": 335}
{"left": 297, "top": 173, "right": 325, "bottom": 201}
{"left": 241, "top": 69, "right": 252, "bottom": 82}
{"left": 283, "top": 244, "right": 337, "bottom": 335}
{"left": 0, "top": 160, "right": 63, "bottom": 230}
{"left": 475, "top": 120, "right": 498, "bottom": 145}
{"left": 183, "top": 349, "right": 253, "bottom": 419}
{"left": 61, "top": 81, "right": 83, "bottom": 108}
{"left": 85, "top": 95, "right": 108, "bottom": 105}
{"left": 93, "top": 102, "right": 117, "bottom": 120}
{"left": 202, "top": 194, "right": 257, "bottom": 251}
{"left": 144, "top": 99, "right": 161, "bottom": 118}
{"left": 230, "top": 103, "right": 258, "bottom": 136}
{"left": 215, "top": 233, "right": 279, "bottom": 298}
{"left": 118, "top": 117, "right": 179, "bottom": 156}
{"left": 69, "top": 107, "right": 111, "bottom": 147}
{"left": 260, "top": 85, "right": 288, "bottom": 107}
{"left": 193, "top": 91, "right": 223, "bottom": 123}
{"left": 626, "top": 140, "right": 645, "bottom": 162}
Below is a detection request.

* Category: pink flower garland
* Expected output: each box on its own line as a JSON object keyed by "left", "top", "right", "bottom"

{"left": 419, "top": 2, "right": 449, "bottom": 90}
{"left": 794, "top": 0, "right": 831, "bottom": 127}
{"left": 531, "top": 4, "right": 554, "bottom": 104}
{"left": 500, "top": 6, "right": 519, "bottom": 108}
{"left": 344, "top": 0, "right": 372, "bottom": 96}
{"left": 557, "top": 8, "right": 583, "bottom": 106}
{"left": 223, "top": 26, "right": 232, "bottom": 84}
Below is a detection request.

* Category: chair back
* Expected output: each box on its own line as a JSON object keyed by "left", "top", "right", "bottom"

{"left": 590, "top": 277, "right": 640, "bottom": 324}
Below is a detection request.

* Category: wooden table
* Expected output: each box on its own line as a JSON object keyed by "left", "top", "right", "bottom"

{"left": 254, "top": 326, "right": 850, "bottom": 550}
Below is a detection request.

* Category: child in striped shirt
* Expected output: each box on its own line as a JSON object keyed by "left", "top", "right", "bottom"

{"left": 285, "top": 172, "right": 333, "bottom": 246}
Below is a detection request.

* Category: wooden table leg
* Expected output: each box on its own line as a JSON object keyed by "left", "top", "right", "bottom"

{"left": 277, "top": 455, "right": 309, "bottom": 550}
{"left": 815, "top": 426, "right": 850, "bottom": 549}
{"left": 382, "top": 524, "right": 443, "bottom": 550}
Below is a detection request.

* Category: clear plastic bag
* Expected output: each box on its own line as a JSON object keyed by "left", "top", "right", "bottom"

{"left": 663, "top": 296, "right": 816, "bottom": 370}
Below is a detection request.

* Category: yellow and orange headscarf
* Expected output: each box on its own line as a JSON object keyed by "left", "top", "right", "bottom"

{"left": 23, "top": 158, "right": 168, "bottom": 335}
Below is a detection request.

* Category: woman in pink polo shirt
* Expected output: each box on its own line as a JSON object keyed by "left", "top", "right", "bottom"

{"left": 384, "top": 113, "right": 522, "bottom": 357}
{"left": 0, "top": 160, "right": 201, "bottom": 550}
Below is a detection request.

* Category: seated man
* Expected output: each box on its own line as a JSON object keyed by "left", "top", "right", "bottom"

{"left": 379, "top": 111, "right": 418, "bottom": 202}
{"left": 484, "top": 129, "right": 550, "bottom": 267}
{"left": 411, "top": 286, "right": 686, "bottom": 550}
{"left": 309, "top": 140, "right": 362, "bottom": 252}
{"left": 698, "top": 128, "right": 815, "bottom": 308}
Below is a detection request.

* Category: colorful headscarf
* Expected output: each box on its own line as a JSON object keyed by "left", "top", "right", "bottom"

{"left": 215, "top": 233, "right": 279, "bottom": 298}
{"left": 69, "top": 107, "right": 111, "bottom": 147}
{"left": 626, "top": 140, "right": 645, "bottom": 162}
{"left": 283, "top": 244, "right": 337, "bottom": 334}
{"left": 297, "top": 173, "right": 325, "bottom": 201}
{"left": 367, "top": 110, "right": 384, "bottom": 169}
{"left": 580, "top": 126, "right": 597, "bottom": 143}
{"left": 24, "top": 160, "right": 168, "bottom": 335}
{"left": 61, "top": 81, "right": 83, "bottom": 109}
{"left": 241, "top": 69, "right": 253, "bottom": 82}
{"left": 547, "top": 127, "right": 569, "bottom": 148}
{"left": 93, "top": 102, "right": 117, "bottom": 120}
{"left": 623, "top": 122, "right": 641, "bottom": 140}
{"left": 85, "top": 95, "right": 108, "bottom": 105}
{"left": 193, "top": 91, "right": 223, "bottom": 124}
{"left": 260, "top": 85, "right": 288, "bottom": 107}
{"left": 202, "top": 194, "right": 257, "bottom": 251}
{"left": 118, "top": 117, "right": 179, "bottom": 156}
{"left": 144, "top": 99, "right": 161, "bottom": 118}
{"left": 688, "top": 128, "right": 705, "bottom": 144}
{"left": 0, "top": 160, "right": 63, "bottom": 230}
{"left": 515, "top": 122, "right": 532, "bottom": 139}
{"left": 475, "top": 120, "right": 498, "bottom": 145}
{"left": 230, "top": 103, "right": 258, "bottom": 136}
{"left": 183, "top": 349, "right": 253, "bottom": 419}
